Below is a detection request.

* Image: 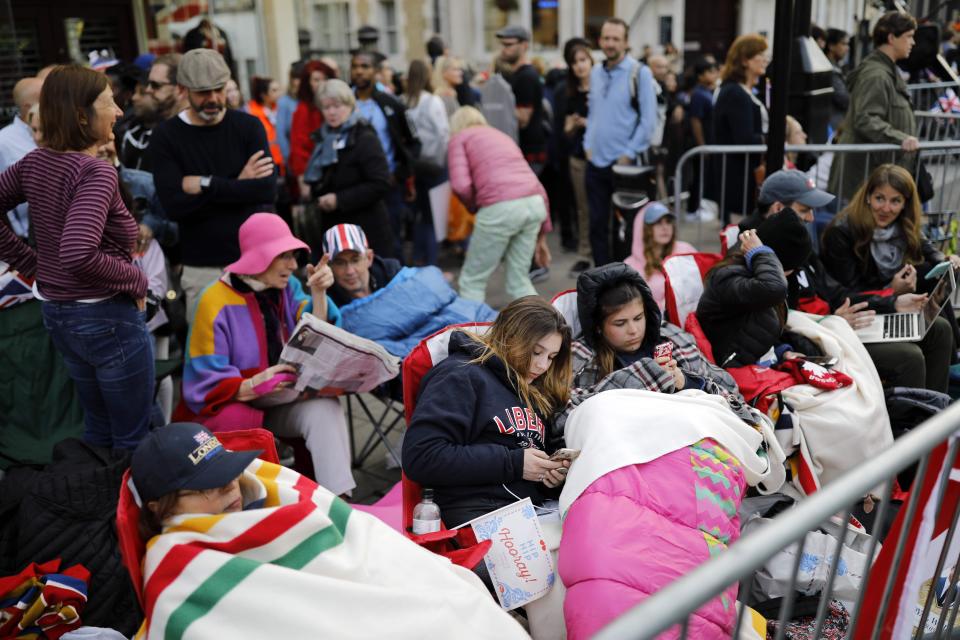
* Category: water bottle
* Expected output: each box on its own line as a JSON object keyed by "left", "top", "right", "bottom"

{"left": 412, "top": 488, "right": 442, "bottom": 534}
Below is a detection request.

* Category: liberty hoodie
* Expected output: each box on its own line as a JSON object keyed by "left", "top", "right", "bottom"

{"left": 402, "top": 331, "right": 549, "bottom": 521}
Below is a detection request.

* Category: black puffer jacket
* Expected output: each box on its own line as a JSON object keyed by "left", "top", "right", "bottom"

{"left": 577, "top": 262, "right": 663, "bottom": 351}
{"left": 697, "top": 248, "right": 789, "bottom": 367}
{"left": 0, "top": 440, "right": 141, "bottom": 636}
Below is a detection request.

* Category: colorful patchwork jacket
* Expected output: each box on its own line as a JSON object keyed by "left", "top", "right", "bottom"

{"left": 182, "top": 274, "right": 341, "bottom": 417}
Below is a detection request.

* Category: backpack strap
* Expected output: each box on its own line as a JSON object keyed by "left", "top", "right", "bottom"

{"left": 629, "top": 61, "right": 642, "bottom": 113}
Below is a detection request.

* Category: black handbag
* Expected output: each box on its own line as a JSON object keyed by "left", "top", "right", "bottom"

{"left": 291, "top": 201, "right": 327, "bottom": 253}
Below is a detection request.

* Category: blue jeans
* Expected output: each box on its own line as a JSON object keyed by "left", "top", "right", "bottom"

{"left": 585, "top": 162, "right": 615, "bottom": 266}
{"left": 41, "top": 298, "right": 155, "bottom": 450}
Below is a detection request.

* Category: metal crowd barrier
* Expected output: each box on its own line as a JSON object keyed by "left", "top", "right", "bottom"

{"left": 595, "top": 401, "right": 960, "bottom": 640}
{"left": 672, "top": 140, "right": 960, "bottom": 243}
{"left": 908, "top": 81, "right": 960, "bottom": 113}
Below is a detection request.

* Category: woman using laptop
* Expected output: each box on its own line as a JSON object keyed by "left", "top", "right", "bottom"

{"left": 822, "top": 164, "right": 957, "bottom": 392}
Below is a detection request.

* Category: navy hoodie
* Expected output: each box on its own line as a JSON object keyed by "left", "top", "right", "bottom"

{"left": 402, "top": 331, "right": 548, "bottom": 520}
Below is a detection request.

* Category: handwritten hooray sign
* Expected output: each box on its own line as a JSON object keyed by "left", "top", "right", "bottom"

{"left": 469, "top": 498, "right": 555, "bottom": 610}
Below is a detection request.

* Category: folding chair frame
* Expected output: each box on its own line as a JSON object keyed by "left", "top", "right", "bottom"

{"left": 345, "top": 391, "right": 405, "bottom": 469}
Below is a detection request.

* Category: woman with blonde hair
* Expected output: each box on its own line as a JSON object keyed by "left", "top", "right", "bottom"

{"left": 403, "top": 295, "right": 572, "bottom": 530}
{"left": 433, "top": 55, "right": 479, "bottom": 116}
{"left": 447, "top": 106, "right": 551, "bottom": 303}
{"left": 710, "top": 33, "right": 770, "bottom": 223}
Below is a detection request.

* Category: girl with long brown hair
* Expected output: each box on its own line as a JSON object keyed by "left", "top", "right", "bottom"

{"left": 624, "top": 202, "right": 696, "bottom": 310}
{"left": 403, "top": 295, "right": 572, "bottom": 531}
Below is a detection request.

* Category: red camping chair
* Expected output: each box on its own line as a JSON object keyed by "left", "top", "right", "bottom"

{"left": 116, "top": 428, "right": 280, "bottom": 608}
{"left": 400, "top": 323, "right": 494, "bottom": 570}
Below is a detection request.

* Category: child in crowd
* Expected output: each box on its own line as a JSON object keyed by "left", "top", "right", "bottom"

{"left": 624, "top": 202, "right": 697, "bottom": 311}
{"left": 554, "top": 262, "right": 742, "bottom": 437}
{"left": 131, "top": 422, "right": 527, "bottom": 639}
{"left": 403, "top": 296, "right": 572, "bottom": 529}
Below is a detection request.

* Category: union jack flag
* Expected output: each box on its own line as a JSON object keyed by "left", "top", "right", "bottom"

{"left": 932, "top": 88, "right": 960, "bottom": 114}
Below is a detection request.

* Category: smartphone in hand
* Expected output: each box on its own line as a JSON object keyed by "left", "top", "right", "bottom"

{"left": 549, "top": 448, "right": 581, "bottom": 462}
{"left": 654, "top": 342, "right": 673, "bottom": 360}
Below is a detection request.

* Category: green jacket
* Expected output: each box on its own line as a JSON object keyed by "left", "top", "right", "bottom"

{"left": 828, "top": 50, "right": 917, "bottom": 202}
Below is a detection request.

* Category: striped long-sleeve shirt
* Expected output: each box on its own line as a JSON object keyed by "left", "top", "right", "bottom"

{"left": 0, "top": 148, "right": 147, "bottom": 301}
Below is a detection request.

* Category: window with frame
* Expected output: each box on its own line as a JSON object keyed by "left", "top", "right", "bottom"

{"left": 531, "top": 0, "right": 557, "bottom": 50}
{"left": 312, "top": 2, "right": 352, "bottom": 58}
{"left": 483, "top": 0, "right": 520, "bottom": 54}
{"left": 379, "top": 0, "right": 398, "bottom": 54}
{"left": 584, "top": 0, "right": 614, "bottom": 48}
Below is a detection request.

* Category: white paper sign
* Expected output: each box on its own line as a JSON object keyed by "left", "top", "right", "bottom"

{"left": 428, "top": 181, "right": 451, "bottom": 242}
{"left": 468, "top": 498, "right": 555, "bottom": 611}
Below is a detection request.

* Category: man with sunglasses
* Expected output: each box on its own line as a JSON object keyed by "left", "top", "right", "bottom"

{"left": 117, "top": 54, "right": 184, "bottom": 171}
{"left": 583, "top": 17, "right": 658, "bottom": 267}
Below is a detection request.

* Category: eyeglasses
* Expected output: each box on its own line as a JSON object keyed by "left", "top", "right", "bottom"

{"left": 146, "top": 80, "right": 173, "bottom": 91}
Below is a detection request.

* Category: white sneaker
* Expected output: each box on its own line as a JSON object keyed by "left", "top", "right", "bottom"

{"left": 695, "top": 206, "right": 717, "bottom": 221}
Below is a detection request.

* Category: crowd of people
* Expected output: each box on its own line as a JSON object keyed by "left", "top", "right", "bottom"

{"left": 0, "top": 8, "right": 958, "bottom": 639}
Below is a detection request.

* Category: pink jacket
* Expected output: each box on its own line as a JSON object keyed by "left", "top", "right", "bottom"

{"left": 559, "top": 439, "right": 744, "bottom": 639}
{"left": 624, "top": 218, "right": 696, "bottom": 311}
{"left": 447, "top": 127, "right": 551, "bottom": 230}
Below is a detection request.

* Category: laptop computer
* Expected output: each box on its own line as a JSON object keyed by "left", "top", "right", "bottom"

{"left": 857, "top": 268, "right": 956, "bottom": 344}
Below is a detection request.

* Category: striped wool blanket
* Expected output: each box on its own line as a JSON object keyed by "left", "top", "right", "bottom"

{"left": 138, "top": 459, "right": 528, "bottom": 639}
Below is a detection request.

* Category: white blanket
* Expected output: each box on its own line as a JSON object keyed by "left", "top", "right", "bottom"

{"left": 558, "top": 389, "right": 784, "bottom": 517}
{"left": 139, "top": 460, "right": 529, "bottom": 639}
{"left": 781, "top": 311, "right": 893, "bottom": 488}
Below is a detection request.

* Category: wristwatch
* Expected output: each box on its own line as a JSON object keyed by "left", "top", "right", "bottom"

{"left": 199, "top": 175, "right": 212, "bottom": 191}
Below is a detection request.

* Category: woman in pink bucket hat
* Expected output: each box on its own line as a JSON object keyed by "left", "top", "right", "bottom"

{"left": 175, "top": 212, "right": 356, "bottom": 496}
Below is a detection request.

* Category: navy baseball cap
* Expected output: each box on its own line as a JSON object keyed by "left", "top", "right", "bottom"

{"left": 643, "top": 201, "right": 674, "bottom": 224}
{"left": 758, "top": 169, "right": 835, "bottom": 208}
{"left": 131, "top": 423, "right": 261, "bottom": 503}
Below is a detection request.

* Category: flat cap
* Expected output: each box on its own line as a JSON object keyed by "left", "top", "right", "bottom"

{"left": 178, "top": 48, "right": 230, "bottom": 91}
{"left": 495, "top": 25, "right": 531, "bottom": 41}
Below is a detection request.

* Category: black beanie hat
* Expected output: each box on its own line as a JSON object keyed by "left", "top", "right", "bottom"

{"left": 756, "top": 209, "right": 813, "bottom": 272}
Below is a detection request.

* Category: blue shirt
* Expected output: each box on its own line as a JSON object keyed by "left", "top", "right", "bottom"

{"left": 0, "top": 116, "right": 35, "bottom": 238}
{"left": 275, "top": 94, "right": 298, "bottom": 163}
{"left": 688, "top": 85, "right": 715, "bottom": 144}
{"left": 356, "top": 98, "right": 396, "bottom": 174}
{"left": 583, "top": 56, "right": 658, "bottom": 168}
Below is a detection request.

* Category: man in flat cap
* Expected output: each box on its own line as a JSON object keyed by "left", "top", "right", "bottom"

{"left": 148, "top": 48, "right": 277, "bottom": 317}
{"left": 495, "top": 25, "right": 546, "bottom": 174}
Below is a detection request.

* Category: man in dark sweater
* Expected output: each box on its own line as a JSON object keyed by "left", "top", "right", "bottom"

{"left": 149, "top": 48, "right": 276, "bottom": 316}
{"left": 495, "top": 26, "right": 547, "bottom": 173}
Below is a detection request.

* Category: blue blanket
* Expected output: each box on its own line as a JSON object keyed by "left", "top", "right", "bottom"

{"left": 339, "top": 267, "right": 497, "bottom": 358}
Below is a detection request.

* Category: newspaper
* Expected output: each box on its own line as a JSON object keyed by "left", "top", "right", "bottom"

{"left": 252, "top": 313, "right": 400, "bottom": 408}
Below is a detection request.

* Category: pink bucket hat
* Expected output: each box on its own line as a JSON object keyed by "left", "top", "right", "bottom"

{"left": 225, "top": 213, "right": 309, "bottom": 275}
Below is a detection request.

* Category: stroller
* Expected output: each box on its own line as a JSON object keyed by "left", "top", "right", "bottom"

{"left": 610, "top": 162, "right": 656, "bottom": 262}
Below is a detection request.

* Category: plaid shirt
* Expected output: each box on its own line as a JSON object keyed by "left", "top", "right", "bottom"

{"left": 553, "top": 323, "right": 746, "bottom": 440}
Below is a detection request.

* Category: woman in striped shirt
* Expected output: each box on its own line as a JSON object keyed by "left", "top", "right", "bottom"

{"left": 0, "top": 65, "right": 154, "bottom": 450}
